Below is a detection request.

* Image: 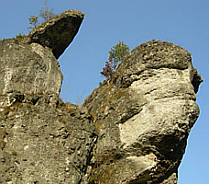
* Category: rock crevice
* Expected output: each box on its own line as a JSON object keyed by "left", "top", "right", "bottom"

{"left": 0, "top": 10, "right": 202, "bottom": 184}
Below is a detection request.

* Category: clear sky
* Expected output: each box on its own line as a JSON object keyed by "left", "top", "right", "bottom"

{"left": 0, "top": 0, "right": 208, "bottom": 183}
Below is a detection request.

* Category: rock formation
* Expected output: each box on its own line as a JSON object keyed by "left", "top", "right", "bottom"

{"left": 83, "top": 41, "right": 202, "bottom": 184}
{"left": 0, "top": 10, "right": 202, "bottom": 184}
{"left": 0, "top": 10, "right": 96, "bottom": 184}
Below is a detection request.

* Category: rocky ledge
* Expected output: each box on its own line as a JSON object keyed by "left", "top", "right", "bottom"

{"left": 0, "top": 9, "right": 202, "bottom": 184}
{"left": 25, "top": 10, "right": 85, "bottom": 59}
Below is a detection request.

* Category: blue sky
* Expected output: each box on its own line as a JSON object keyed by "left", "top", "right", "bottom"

{"left": 0, "top": 0, "right": 208, "bottom": 183}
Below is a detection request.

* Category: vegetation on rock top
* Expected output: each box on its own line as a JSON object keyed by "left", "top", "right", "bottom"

{"left": 28, "top": 0, "right": 56, "bottom": 30}
{"left": 101, "top": 41, "right": 129, "bottom": 79}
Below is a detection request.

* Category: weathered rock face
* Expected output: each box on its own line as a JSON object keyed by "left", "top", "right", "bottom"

{"left": 26, "top": 10, "right": 85, "bottom": 59}
{"left": 83, "top": 40, "right": 202, "bottom": 184}
{"left": 0, "top": 100, "right": 96, "bottom": 184}
{"left": 0, "top": 10, "right": 96, "bottom": 184}
{"left": 0, "top": 9, "right": 202, "bottom": 184}
{"left": 0, "top": 40, "right": 62, "bottom": 107}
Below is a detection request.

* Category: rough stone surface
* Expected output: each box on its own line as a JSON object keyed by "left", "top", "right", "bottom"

{"left": 83, "top": 40, "right": 202, "bottom": 184}
{"left": 0, "top": 39, "right": 62, "bottom": 107}
{"left": 25, "top": 10, "right": 85, "bottom": 59}
{"left": 0, "top": 9, "right": 202, "bottom": 184}
{"left": 0, "top": 100, "right": 96, "bottom": 184}
{"left": 0, "top": 10, "right": 97, "bottom": 184}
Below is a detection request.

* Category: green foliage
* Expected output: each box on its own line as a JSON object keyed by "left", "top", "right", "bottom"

{"left": 101, "top": 41, "right": 130, "bottom": 79}
{"left": 28, "top": 16, "right": 39, "bottom": 30}
{"left": 108, "top": 41, "right": 130, "bottom": 68}
{"left": 15, "top": 33, "right": 26, "bottom": 42}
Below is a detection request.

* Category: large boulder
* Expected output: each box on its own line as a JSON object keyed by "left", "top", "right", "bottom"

{"left": 83, "top": 40, "right": 202, "bottom": 184}
{"left": 0, "top": 39, "right": 62, "bottom": 107}
{"left": 26, "top": 10, "right": 85, "bottom": 59}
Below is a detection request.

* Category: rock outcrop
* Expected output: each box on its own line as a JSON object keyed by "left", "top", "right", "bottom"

{"left": 83, "top": 40, "right": 202, "bottom": 183}
{"left": 25, "top": 10, "right": 85, "bottom": 59}
{"left": 0, "top": 10, "right": 96, "bottom": 184}
{"left": 0, "top": 10, "right": 202, "bottom": 184}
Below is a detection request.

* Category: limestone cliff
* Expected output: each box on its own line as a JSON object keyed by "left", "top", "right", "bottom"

{"left": 83, "top": 40, "right": 202, "bottom": 183}
{"left": 0, "top": 10, "right": 96, "bottom": 184}
{"left": 0, "top": 10, "right": 202, "bottom": 184}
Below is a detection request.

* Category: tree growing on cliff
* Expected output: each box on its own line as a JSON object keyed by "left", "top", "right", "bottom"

{"left": 28, "top": 0, "right": 56, "bottom": 30}
{"left": 101, "top": 41, "right": 129, "bottom": 79}
{"left": 28, "top": 16, "right": 39, "bottom": 29}
{"left": 39, "top": 0, "right": 56, "bottom": 22}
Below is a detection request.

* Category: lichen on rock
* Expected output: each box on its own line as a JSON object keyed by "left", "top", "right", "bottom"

{"left": 0, "top": 10, "right": 96, "bottom": 184}
{"left": 83, "top": 40, "right": 202, "bottom": 184}
{"left": 0, "top": 9, "right": 202, "bottom": 184}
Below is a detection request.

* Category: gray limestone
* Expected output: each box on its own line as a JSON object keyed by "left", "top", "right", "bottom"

{"left": 0, "top": 9, "right": 202, "bottom": 184}
{"left": 83, "top": 40, "right": 202, "bottom": 184}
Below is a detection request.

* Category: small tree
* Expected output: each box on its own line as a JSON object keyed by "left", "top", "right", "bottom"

{"left": 101, "top": 41, "right": 129, "bottom": 79}
{"left": 100, "top": 60, "right": 114, "bottom": 79}
{"left": 39, "top": 0, "right": 56, "bottom": 22}
{"left": 109, "top": 41, "right": 130, "bottom": 68}
{"left": 28, "top": 16, "right": 39, "bottom": 29}
{"left": 28, "top": 0, "right": 56, "bottom": 30}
